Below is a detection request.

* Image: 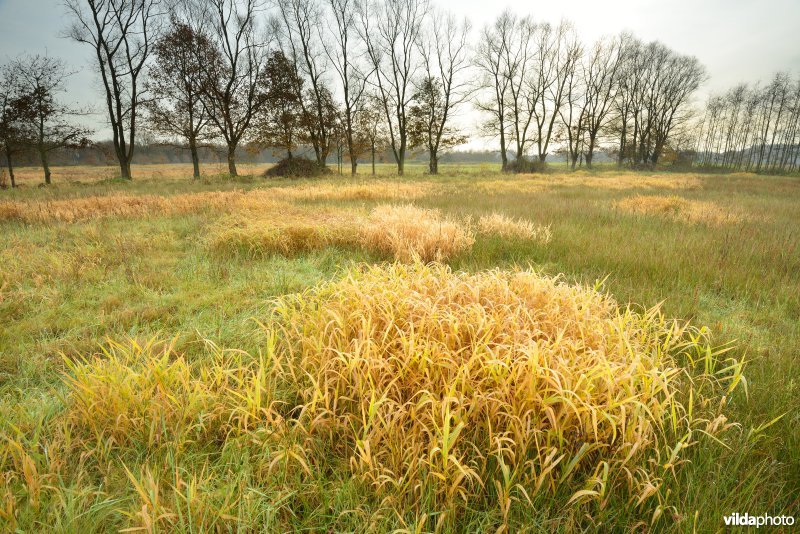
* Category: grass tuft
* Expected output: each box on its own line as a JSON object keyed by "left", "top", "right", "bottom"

{"left": 207, "top": 210, "right": 363, "bottom": 258}
{"left": 360, "top": 204, "right": 474, "bottom": 262}
{"left": 477, "top": 213, "right": 552, "bottom": 243}
{"left": 270, "top": 262, "right": 744, "bottom": 521}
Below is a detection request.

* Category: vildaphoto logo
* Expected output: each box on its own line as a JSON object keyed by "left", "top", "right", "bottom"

{"left": 723, "top": 512, "right": 795, "bottom": 528}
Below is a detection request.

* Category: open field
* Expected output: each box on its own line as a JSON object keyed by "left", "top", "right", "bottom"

{"left": 0, "top": 164, "right": 798, "bottom": 532}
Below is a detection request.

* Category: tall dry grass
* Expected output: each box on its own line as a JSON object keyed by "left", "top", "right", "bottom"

{"left": 0, "top": 191, "right": 279, "bottom": 223}
{"left": 207, "top": 210, "right": 363, "bottom": 258}
{"left": 477, "top": 213, "right": 552, "bottom": 243}
{"left": 208, "top": 204, "right": 475, "bottom": 261}
{"left": 360, "top": 204, "right": 474, "bottom": 262}
{"left": 0, "top": 183, "right": 437, "bottom": 224}
{"left": 615, "top": 195, "right": 744, "bottom": 225}
{"left": 271, "top": 262, "right": 744, "bottom": 524}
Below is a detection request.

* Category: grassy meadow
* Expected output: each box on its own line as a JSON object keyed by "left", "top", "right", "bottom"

{"left": 0, "top": 163, "right": 798, "bottom": 532}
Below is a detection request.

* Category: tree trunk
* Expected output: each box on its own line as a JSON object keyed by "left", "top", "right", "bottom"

{"left": 189, "top": 138, "right": 201, "bottom": 179}
{"left": 397, "top": 140, "right": 405, "bottom": 176}
{"left": 227, "top": 144, "right": 238, "bottom": 177}
{"left": 586, "top": 135, "right": 596, "bottom": 169}
{"left": 347, "top": 130, "right": 357, "bottom": 176}
{"left": 39, "top": 147, "right": 52, "bottom": 185}
{"left": 119, "top": 159, "right": 132, "bottom": 180}
{"left": 4, "top": 148, "right": 15, "bottom": 188}
{"left": 429, "top": 151, "right": 438, "bottom": 175}
{"left": 499, "top": 128, "right": 508, "bottom": 171}
{"left": 371, "top": 142, "right": 376, "bottom": 176}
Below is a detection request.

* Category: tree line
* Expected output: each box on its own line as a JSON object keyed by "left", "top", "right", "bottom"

{"left": 0, "top": 0, "right": 798, "bottom": 186}
{"left": 695, "top": 73, "right": 800, "bottom": 174}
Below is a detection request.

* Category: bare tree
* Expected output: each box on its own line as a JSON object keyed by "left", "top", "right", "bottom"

{"left": 359, "top": 0, "right": 429, "bottom": 175}
{"left": 557, "top": 46, "right": 585, "bottom": 170}
{"left": 409, "top": 10, "right": 471, "bottom": 174}
{"left": 504, "top": 13, "right": 536, "bottom": 162}
{"left": 473, "top": 14, "right": 514, "bottom": 170}
{"left": 611, "top": 33, "right": 641, "bottom": 166}
{"left": 529, "top": 20, "right": 581, "bottom": 163}
{"left": 580, "top": 36, "right": 621, "bottom": 168}
{"left": 279, "top": 0, "right": 334, "bottom": 166}
{"left": 195, "top": 0, "right": 272, "bottom": 176}
{"left": 614, "top": 37, "right": 705, "bottom": 167}
{"left": 476, "top": 14, "right": 580, "bottom": 170}
{"left": 324, "top": 0, "right": 370, "bottom": 175}
{"left": 144, "top": 18, "right": 219, "bottom": 179}
{"left": 695, "top": 74, "right": 800, "bottom": 173}
{"left": 65, "top": 0, "right": 164, "bottom": 180}
{"left": 646, "top": 44, "right": 705, "bottom": 165}
{"left": 354, "top": 91, "right": 388, "bottom": 175}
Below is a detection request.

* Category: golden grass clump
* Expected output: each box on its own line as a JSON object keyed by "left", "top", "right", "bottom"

{"left": 615, "top": 194, "right": 743, "bottom": 225}
{"left": 477, "top": 213, "right": 552, "bottom": 243}
{"left": 360, "top": 204, "right": 474, "bottom": 262}
{"left": 207, "top": 210, "right": 363, "bottom": 258}
{"left": 61, "top": 337, "right": 286, "bottom": 448}
{"left": 271, "top": 262, "right": 743, "bottom": 518}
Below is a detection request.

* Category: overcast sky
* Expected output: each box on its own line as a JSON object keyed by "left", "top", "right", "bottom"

{"left": 1, "top": 0, "right": 799, "bottom": 145}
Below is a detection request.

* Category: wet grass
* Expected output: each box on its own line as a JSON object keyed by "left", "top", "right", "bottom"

{"left": 0, "top": 164, "right": 798, "bottom": 531}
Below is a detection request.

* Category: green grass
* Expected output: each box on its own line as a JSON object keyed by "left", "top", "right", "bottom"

{"left": 0, "top": 165, "right": 798, "bottom": 531}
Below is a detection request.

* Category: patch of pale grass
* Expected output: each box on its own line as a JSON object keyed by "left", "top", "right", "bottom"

{"left": 569, "top": 172, "right": 703, "bottom": 190}
{"left": 477, "top": 178, "right": 548, "bottom": 195}
{"left": 270, "top": 181, "right": 435, "bottom": 202}
{"left": 476, "top": 172, "right": 702, "bottom": 195}
{"left": 271, "top": 262, "right": 744, "bottom": 521}
{"left": 0, "top": 191, "right": 286, "bottom": 223}
{"left": 207, "top": 209, "right": 363, "bottom": 258}
{"left": 360, "top": 204, "right": 474, "bottom": 262}
{"left": 477, "top": 213, "right": 551, "bottom": 243}
{"left": 0, "top": 182, "right": 435, "bottom": 224}
{"left": 615, "top": 194, "right": 744, "bottom": 225}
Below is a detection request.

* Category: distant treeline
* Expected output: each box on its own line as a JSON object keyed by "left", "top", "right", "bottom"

{"left": 1, "top": 0, "right": 798, "bottom": 187}
{"left": 0, "top": 141, "right": 525, "bottom": 168}
{"left": 694, "top": 74, "right": 800, "bottom": 174}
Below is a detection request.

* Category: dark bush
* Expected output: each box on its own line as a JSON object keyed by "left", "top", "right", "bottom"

{"left": 503, "top": 158, "right": 549, "bottom": 174}
{"left": 264, "top": 156, "right": 332, "bottom": 178}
